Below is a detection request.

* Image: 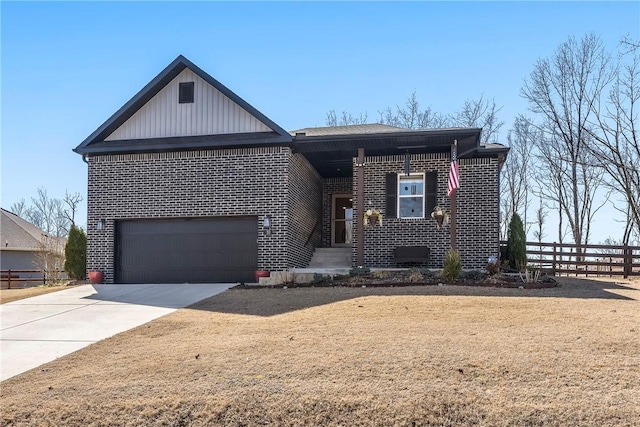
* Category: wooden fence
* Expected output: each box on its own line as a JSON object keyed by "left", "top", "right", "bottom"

{"left": 499, "top": 241, "right": 640, "bottom": 278}
{"left": 0, "top": 269, "right": 63, "bottom": 289}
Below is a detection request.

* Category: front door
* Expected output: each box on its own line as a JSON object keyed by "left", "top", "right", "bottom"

{"left": 332, "top": 194, "right": 353, "bottom": 247}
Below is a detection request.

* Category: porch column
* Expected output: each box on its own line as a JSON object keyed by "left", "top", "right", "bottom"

{"left": 356, "top": 147, "right": 365, "bottom": 266}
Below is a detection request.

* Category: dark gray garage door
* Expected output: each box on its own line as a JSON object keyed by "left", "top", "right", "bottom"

{"left": 116, "top": 217, "right": 257, "bottom": 284}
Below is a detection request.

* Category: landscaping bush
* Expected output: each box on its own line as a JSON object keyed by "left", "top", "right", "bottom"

{"left": 407, "top": 269, "right": 425, "bottom": 283}
{"left": 459, "top": 270, "right": 487, "bottom": 281}
{"left": 441, "top": 249, "right": 462, "bottom": 282}
{"left": 372, "top": 270, "right": 392, "bottom": 280}
{"left": 349, "top": 266, "right": 371, "bottom": 277}
{"left": 311, "top": 273, "right": 332, "bottom": 285}
{"left": 420, "top": 268, "right": 436, "bottom": 279}
{"left": 64, "top": 225, "right": 87, "bottom": 280}
{"left": 506, "top": 213, "right": 527, "bottom": 272}
{"left": 486, "top": 262, "right": 500, "bottom": 276}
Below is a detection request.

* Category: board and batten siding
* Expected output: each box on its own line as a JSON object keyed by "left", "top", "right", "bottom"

{"left": 105, "top": 69, "right": 272, "bottom": 141}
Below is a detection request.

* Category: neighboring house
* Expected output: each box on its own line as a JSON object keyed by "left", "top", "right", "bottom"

{"left": 75, "top": 55, "right": 509, "bottom": 284}
{"left": 0, "top": 208, "right": 65, "bottom": 284}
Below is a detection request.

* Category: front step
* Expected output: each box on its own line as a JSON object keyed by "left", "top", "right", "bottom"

{"left": 307, "top": 247, "right": 352, "bottom": 268}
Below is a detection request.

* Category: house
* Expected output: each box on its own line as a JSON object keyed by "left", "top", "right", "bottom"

{"left": 0, "top": 208, "right": 64, "bottom": 286}
{"left": 74, "top": 55, "right": 509, "bottom": 284}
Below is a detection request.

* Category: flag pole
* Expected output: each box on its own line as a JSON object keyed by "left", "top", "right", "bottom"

{"left": 450, "top": 140, "right": 457, "bottom": 251}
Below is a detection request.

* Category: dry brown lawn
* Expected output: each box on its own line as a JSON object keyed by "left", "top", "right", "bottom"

{"left": 0, "top": 285, "right": 76, "bottom": 304}
{"left": 2, "top": 277, "right": 639, "bottom": 426}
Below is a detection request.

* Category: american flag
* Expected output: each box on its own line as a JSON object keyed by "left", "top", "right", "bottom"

{"left": 447, "top": 143, "right": 459, "bottom": 197}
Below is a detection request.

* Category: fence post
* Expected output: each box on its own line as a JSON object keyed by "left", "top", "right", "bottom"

{"left": 622, "top": 243, "right": 633, "bottom": 279}
{"left": 552, "top": 242, "right": 557, "bottom": 276}
{"left": 8, "top": 269, "right": 12, "bottom": 290}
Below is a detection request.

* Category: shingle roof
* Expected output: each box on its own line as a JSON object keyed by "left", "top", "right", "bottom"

{"left": 290, "top": 123, "right": 410, "bottom": 137}
{"left": 1, "top": 208, "right": 52, "bottom": 251}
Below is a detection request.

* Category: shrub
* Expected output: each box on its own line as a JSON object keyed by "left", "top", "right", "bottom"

{"left": 349, "top": 266, "right": 370, "bottom": 277}
{"left": 459, "top": 270, "right": 487, "bottom": 281}
{"left": 64, "top": 225, "right": 87, "bottom": 280}
{"left": 408, "top": 269, "right": 425, "bottom": 283}
{"left": 486, "top": 262, "right": 500, "bottom": 276}
{"left": 441, "top": 249, "right": 462, "bottom": 282}
{"left": 507, "top": 213, "right": 527, "bottom": 272}
{"left": 311, "top": 273, "right": 332, "bottom": 285}
{"left": 372, "top": 270, "right": 391, "bottom": 280}
{"left": 419, "top": 268, "right": 436, "bottom": 279}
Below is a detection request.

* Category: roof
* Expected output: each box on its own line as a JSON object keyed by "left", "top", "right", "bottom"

{"left": 291, "top": 127, "right": 508, "bottom": 177}
{"left": 291, "top": 124, "right": 410, "bottom": 136}
{"left": 1, "top": 208, "right": 50, "bottom": 251}
{"left": 74, "top": 55, "right": 293, "bottom": 155}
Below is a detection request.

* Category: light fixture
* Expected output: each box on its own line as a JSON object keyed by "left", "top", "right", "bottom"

{"left": 96, "top": 219, "right": 105, "bottom": 231}
{"left": 263, "top": 215, "right": 272, "bottom": 236}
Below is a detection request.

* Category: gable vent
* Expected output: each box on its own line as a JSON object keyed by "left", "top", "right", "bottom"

{"left": 179, "top": 82, "right": 195, "bottom": 103}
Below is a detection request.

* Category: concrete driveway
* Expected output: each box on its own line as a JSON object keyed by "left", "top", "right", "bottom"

{"left": 0, "top": 283, "right": 233, "bottom": 381}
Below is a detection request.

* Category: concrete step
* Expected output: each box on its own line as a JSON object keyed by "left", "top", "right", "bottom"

{"left": 313, "top": 247, "right": 352, "bottom": 253}
{"left": 307, "top": 247, "right": 352, "bottom": 268}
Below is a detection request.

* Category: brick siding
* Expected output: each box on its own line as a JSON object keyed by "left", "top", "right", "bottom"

{"left": 287, "top": 153, "right": 323, "bottom": 267}
{"left": 351, "top": 153, "right": 500, "bottom": 269}
{"left": 87, "top": 147, "right": 294, "bottom": 283}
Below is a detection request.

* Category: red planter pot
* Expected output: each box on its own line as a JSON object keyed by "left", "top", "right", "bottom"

{"left": 88, "top": 271, "right": 103, "bottom": 284}
{"left": 255, "top": 270, "right": 270, "bottom": 283}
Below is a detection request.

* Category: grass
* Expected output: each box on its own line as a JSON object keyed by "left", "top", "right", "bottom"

{"left": 0, "top": 284, "right": 77, "bottom": 304}
{"left": 1, "top": 277, "right": 639, "bottom": 426}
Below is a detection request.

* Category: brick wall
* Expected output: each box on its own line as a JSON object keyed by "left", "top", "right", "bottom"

{"left": 87, "top": 147, "right": 292, "bottom": 283}
{"left": 351, "top": 153, "right": 500, "bottom": 269}
{"left": 321, "top": 177, "right": 352, "bottom": 247}
{"left": 287, "top": 153, "right": 323, "bottom": 267}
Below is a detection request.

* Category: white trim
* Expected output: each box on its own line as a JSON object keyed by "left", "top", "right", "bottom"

{"left": 397, "top": 173, "right": 425, "bottom": 219}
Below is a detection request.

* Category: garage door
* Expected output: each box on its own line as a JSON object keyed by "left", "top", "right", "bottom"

{"left": 116, "top": 217, "right": 258, "bottom": 284}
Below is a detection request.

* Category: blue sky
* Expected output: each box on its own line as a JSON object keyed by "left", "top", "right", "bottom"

{"left": 2, "top": 1, "right": 639, "bottom": 242}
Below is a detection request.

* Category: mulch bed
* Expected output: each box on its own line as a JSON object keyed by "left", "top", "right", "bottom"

{"left": 236, "top": 273, "right": 558, "bottom": 290}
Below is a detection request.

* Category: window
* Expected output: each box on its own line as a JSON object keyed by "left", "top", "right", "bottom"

{"left": 386, "top": 172, "right": 437, "bottom": 219}
{"left": 398, "top": 174, "right": 424, "bottom": 218}
{"left": 179, "top": 82, "right": 194, "bottom": 103}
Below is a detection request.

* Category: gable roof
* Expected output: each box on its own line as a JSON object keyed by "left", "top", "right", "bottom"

{"left": 1, "top": 208, "right": 50, "bottom": 251}
{"left": 74, "top": 55, "right": 292, "bottom": 155}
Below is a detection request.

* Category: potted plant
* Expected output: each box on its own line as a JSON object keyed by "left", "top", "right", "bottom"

{"left": 255, "top": 270, "right": 270, "bottom": 283}
{"left": 430, "top": 206, "right": 449, "bottom": 229}
{"left": 363, "top": 209, "right": 383, "bottom": 226}
{"left": 88, "top": 270, "right": 103, "bottom": 284}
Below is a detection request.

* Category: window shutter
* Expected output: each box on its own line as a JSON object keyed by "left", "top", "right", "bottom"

{"left": 386, "top": 173, "right": 397, "bottom": 218}
{"left": 425, "top": 171, "right": 437, "bottom": 214}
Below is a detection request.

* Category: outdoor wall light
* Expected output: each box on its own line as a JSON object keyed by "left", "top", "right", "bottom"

{"left": 263, "top": 215, "right": 272, "bottom": 236}
{"left": 96, "top": 219, "right": 105, "bottom": 231}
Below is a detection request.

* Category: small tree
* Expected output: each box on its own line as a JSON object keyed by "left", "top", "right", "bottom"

{"left": 507, "top": 213, "right": 527, "bottom": 272}
{"left": 64, "top": 225, "right": 87, "bottom": 280}
{"left": 442, "top": 248, "right": 462, "bottom": 282}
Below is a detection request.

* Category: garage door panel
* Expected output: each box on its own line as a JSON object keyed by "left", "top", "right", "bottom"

{"left": 116, "top": 217, "right": 257, "bottom": 284}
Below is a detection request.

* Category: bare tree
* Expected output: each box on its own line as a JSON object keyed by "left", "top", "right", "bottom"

{"left": 326, "top": 92, "right": 503, "bottom": 142}
{"left": 63, "top": 191, "right": 83, "bottom": 226}
{"left": 326, "top": 110, "right": 368, "bottom": 126}
{"left": 500, "top": 115, "right": 539, "bottom": 237}
{"left": 33, "top": 233, "right": 65, "bottom": 283}
{"left": 451, "top": 95, "right": 504, "bottom": 144}
{"left": 586, "top": 39, "right": 640, "bottom": 244}
{"left": 9, "top": 199, "right": 27, "bottom": 217}
{"left": 9, "top": 188, "right": 81, "bottom": 238}
{"left": 377, "top": 92, "right": 451, "bottom": 129}
{"left": 521, "top": 33, "right": 615, "bottom": 249}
